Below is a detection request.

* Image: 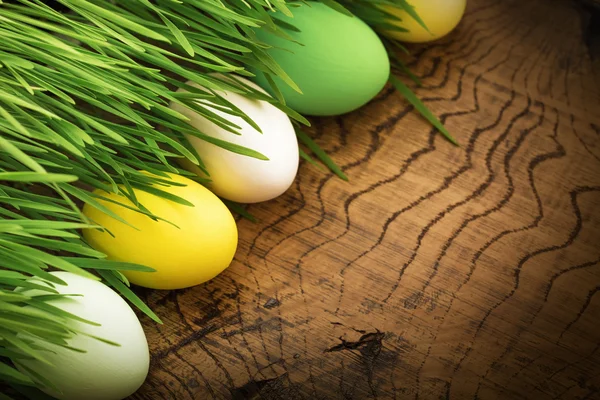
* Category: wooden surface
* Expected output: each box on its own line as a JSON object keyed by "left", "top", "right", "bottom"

{"left": 132, "top": 0, "right": 600, "bottom": 398}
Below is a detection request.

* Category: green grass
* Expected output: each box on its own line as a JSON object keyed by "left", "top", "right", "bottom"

{"left": 0, "top": 1, "right": 454, "bottom": 396}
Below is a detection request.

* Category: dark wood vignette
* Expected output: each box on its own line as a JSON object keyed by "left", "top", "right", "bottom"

{"left": 131, "top": 0, "right": 600, "bottom": 399}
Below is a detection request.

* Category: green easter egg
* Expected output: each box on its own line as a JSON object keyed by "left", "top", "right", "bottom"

{"left": 253, "top": 2, "right": 390, "bottom": 116}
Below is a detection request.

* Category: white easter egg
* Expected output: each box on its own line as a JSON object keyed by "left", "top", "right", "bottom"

{"left": 16, "top": 272, "right": 149, "bottom": 400}
{"left": 170, "top": 76, "right": 299, "bottom": 203}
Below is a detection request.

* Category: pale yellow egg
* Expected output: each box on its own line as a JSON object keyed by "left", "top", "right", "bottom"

{"left": 83, "top": 173, "right": 237, "bottom": 290}
{"left": 381, "top": 0, "right": 466, "bottom": 43}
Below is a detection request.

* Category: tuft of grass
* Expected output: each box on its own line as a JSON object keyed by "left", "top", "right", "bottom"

{"left": 0, "top": 1, "right": 455, "bottom": 395}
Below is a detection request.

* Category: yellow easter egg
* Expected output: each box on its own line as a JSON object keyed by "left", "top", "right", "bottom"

{"left": 381, "top": 0, "right": 466, "bottom": 43}
{"left": 82, "top": 173, "right": 237, "bottom": 290}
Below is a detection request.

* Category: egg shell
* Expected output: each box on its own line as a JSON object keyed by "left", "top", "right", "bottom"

{"left": 82, "top": 173, "right": 238, "bottom": 290}
{"left": 16, "top": 272, "right": 149, "bottom": 400}
{"left": 380, "top": 0, "right": 466, "bottom": 43}
{"left": 170, "top": 77, "right": 299, "bottom": 204}
{"left": 252, "top": 2, "right": 390, "bottom": 116}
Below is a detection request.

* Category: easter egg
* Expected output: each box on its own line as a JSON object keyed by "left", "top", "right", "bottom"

{"left": 16, "top": 272, "right": 149, "bottom": 400}
{"left": 380, "top": 0, "right": 466, "bottom": 43}
{"left": 170, "top": 77, "right": 299, "bottom": 203}
{"left": 82, "top": 173, "right": 238, "bottom": 290}
{"left": 252, "top": 2, "right": 390, "bottom": 116}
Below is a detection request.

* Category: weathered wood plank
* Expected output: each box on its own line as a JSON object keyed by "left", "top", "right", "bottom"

{"left": 132, "top": 0, "right": 600, "bottom": 398}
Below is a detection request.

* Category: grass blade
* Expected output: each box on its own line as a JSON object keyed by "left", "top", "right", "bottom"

{"left": 389, "top": 75, "right": 458, "bottom": 145}
{"left": 296, "top": 129, "right": 347, "bottom": 180}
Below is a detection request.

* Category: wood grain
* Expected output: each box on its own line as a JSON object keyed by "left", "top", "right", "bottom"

{"left": 131, "top": 0, "right": 600, "bottom": 398}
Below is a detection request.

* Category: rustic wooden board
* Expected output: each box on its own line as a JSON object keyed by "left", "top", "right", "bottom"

{"left": 132, "top": 0, "right": 600, "bottom": 398}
